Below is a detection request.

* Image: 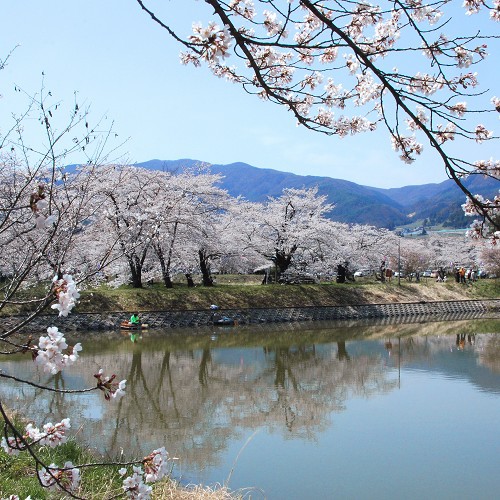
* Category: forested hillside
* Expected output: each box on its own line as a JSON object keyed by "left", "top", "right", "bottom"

{"left": 137, "top": 159, "right": 498, "bottom": 229}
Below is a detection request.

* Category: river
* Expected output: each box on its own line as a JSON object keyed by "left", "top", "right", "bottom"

{"left": 1, "top": 317, "right": 499, "bottom": 499}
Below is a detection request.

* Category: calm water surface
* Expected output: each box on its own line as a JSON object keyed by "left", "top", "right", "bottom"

{"left": 2, "top": 318, "right": 499, "bottom": 499}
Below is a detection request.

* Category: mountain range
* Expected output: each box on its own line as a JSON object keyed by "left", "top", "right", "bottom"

{"left": 136, "top": 159, "right": 499, "bottom": 230}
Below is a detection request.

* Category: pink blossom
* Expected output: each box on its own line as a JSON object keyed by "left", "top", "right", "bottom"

{"left": 51, "top": 274, "right": 80, "bottom": 317}
{"left": 94, "top": 369, "right": 127, "bottom": 400}
{"left": 122, "top": 466, "right": 153, "bottom": 499}
{"left": 143, "top": 447, "right": 170, "bottom": 483}
{"left": 189, "top": 22, "right": 232, "bottom": 64}
{"left": 34, "top": 327, "right": 81, "bottom": 374}
{"left": 38, "top": 461, "right": 80, "bottom": 492}
{"left": 474, "top": 124, "right": 493, "bottom": 143}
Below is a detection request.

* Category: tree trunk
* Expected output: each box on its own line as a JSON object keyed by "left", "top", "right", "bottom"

{"left": 156, "top": 250, "right": 173, "bottom": 288}
{"left": 198, "top": 249, "right": 214, "bottom": 287}
{"left": 185, "top": 273, "right": 195, "bottom": 287}
{"left": 273, "top": 245, "right": 297, "bottom": 279}
{"left": 163, "top": 274, "right": 173, "bottom": 288}
{"left": 129, "top": 256, "right": 143, "bottom": 288}
{"left": 337, "top": 341, "right": 350, "bottom": 361}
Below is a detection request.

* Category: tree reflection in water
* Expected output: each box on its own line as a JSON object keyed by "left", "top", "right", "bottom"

{"left": 1, "top": 318, "right": 499, "bottom": 476}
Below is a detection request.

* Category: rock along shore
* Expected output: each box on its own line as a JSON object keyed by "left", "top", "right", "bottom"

{"left": 5, "top": 299, "right": 500, "bottom": 333}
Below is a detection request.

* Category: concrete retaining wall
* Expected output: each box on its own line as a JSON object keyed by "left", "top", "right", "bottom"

{"left": 4, "top": 299, "right": 500, "bottom": 333}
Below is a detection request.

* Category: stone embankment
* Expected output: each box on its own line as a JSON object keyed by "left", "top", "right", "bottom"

{"left": 5, "top": 299, "right": 500, "bottom": 333}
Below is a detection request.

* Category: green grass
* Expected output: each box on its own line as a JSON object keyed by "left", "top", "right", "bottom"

{"left": 0, "top": 414, "right": 215, "bottom": 499}
{"left": 0, "top": 412, "right": 127, "bottom": 499}
{"left": 2, "top": 275, "right": 498, "bottom": 317}
{"left": 74, "top": 277, "right": 499, "bottom": 313}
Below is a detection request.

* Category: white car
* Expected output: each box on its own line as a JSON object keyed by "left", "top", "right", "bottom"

{"left": 354, "top": 269, "right": 370, "bottom": 277}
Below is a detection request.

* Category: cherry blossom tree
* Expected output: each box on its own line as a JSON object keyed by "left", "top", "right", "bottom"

{"left": 89, "top": 165, "right": 171, "bottom": 288}
{"left": 478, "top": 244, "right": 500, "bottom": 275}
{"left": 0, "top": 72, "right": 173, "bottom": 496}
{"left": 149, "top": 167, "right": 230, "bottom": 287}
{"left": 135, "top": 0, "right": 499, "bottom": 231}
{"left": 327, "top": 222, "right": 397, "bottom": 276}
{"left": 0, "top": 76, "right": 125, "bottom": 334}
{"left": 232, "top": 187, "right": 334, "bottom": 279}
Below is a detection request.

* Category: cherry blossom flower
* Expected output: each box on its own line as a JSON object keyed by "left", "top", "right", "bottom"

{"left": 38, "top": 461, "right": 80, "bottom": 492}
{"left": 263, "top": 10, "right": 287, "bottom": 37}
{"left": 474, "top": 158, "right": 500, "bottom": 178}
{"left": 1, "top": 436, "right": 24, "bottom": 456}
{"left": 406, "top": 106, "right": 429, "bottom": 131}
{"left": 344, "top": 54, "right": 360, "bottom": 74}
{"left": 94, "top": 369, "right": 127, "bottom": 400}
{"left": 466, "top": 219, "right": 485, "bottom": 239}
{"left": 436, "top": 122, "right": 456, "bottom": 144}
{"left": 319, "top": 47, "right": 339, "bottom": 64}
{"left": 491, "top": 0, "right": 500, "bottom": 21}
{"left": 316, "top": 108, "right": 334, "bottom": 127}
{"left": 34, "top": 327, "right": 82, "bottom": 375}
{"left": 121, "top": 466, "right": 153, "bottom": 499}
{"left": 463, "top": 0, "right": 484, "bottom": 15}
{"left": 51, "top": 274, "right": 80, "bottom": 317}
{"left": 449, "top": 102, "right": 468, "bottom": 117}
{"left": 230, "top": 0, "right": 256, "bottom": 20}
{"left": 189, "top": 22, "right": 232, "bottom": 64}
{"left": 355, "top": 73, "right": 383, "bottom": 105}
{"left": 462, "top": 194, "right": 494, "bottom": 217}
{"left": 35, "top": 419, "right": 71, "bottom": 448}
{"left": 407, "top": 73, "right": 444, "bottom": 95}
{"left": 474, "top": 124, "right": 493, "bottom": 143}
{"left": 454, "top": 46, "right": 474, "bottom": 68}
{"left": 143, "top": 447, "right": 171, "bottom": 483}
{"left": 391, "top": 135, "right": 423, "bottom": 163}
{"left": 491, "top": 96, "right": 500, "bottom": 112}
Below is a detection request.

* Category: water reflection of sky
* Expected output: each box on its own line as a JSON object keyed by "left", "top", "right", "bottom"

{"left": 1, "top": 319, "right": 499, "bottom": 499}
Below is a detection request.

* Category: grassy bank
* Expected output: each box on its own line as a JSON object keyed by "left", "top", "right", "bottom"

{"left": 74, "top": 277, "right": 500, "bottom": 314}
{"left": 0, "top": 414, "right": 236, "bottom": 499}
{"left": 2, "top": 276, "right": 498, "bottom": 317}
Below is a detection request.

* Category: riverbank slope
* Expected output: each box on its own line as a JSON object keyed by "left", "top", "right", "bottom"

{"left": 73, "top": 278, "right": 499, "bottom": 314}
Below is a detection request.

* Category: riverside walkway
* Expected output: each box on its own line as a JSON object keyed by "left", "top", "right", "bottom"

{"left": 5, "top": 299, "right": 500, "bottom": 333}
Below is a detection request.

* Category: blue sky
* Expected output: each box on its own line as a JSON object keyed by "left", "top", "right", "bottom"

{"left": 2, "top": 1, "right": 498, "bottom": 188}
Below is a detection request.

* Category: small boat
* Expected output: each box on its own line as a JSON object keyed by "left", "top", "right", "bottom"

{"left": 212, "top": 316, "right": 237, "bottom": 326}
{"left": 120, "top": 321, "right": 149, "bottom": 330}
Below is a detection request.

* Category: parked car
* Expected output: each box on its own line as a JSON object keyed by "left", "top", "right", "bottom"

{"left": 478, "top": 269, "right": 489, "bottom": 279}
{"left": 354, "top": 269, "right": 371, "bottom": 277}
{"left": 393, "top": 271, "right": 405, "bottom": 278}
{"left": 422, "top": 269, "right": 433, "bottom": 277}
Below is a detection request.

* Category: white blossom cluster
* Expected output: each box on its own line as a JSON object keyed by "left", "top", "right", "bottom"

{"left": 38, "top": 461, "right": 80, "bottom": 492}
{"left": 119, "top": 447, "right": 173, "bottom": 500}
{"left": 34, "top": 200, "right": 57, "bottom": 230}
{"left": 1, "top": 418, "right": 71, "bottom": 456}
{"left": 34, "top": 326, "right": 82, "bottom": 375}
{"left": 29, "top": 184, "right": 57, "bottom": 230}
{"left": 120, "top": 466, "right": 153, "bottom": 499}
{"left": 463, "top": 192, "right": 500, "bottom": 243}
{"left": 51, "top": 274, "right": 80, "bottom": 317}
{"left": 94, "top": 368, "right": 127, "bottom": 400}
